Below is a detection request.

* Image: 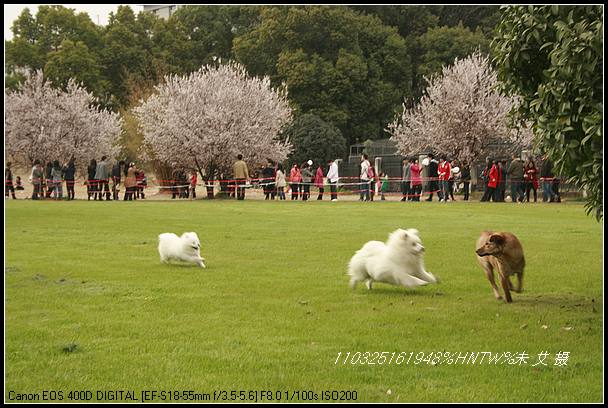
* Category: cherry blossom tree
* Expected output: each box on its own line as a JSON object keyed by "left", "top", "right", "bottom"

{"left": 134, "top": 60, "right": 293, "bottom": 198}
{"left": 387, "top": 51, "right": 533, "bottom": 166}
{"left": 5, "top": 69, "right": 123, "bottom": 170}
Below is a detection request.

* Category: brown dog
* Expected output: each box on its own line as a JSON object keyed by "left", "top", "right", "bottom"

{"left": 475, "top": 231, "right": 525, "bottom": 303}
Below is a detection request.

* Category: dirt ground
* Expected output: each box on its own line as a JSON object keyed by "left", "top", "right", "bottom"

{"left": 6, "top": 171, "right": 574, "bottom": 202}
{"left": 5, "top": 176, "right": 453, "bottom": 202}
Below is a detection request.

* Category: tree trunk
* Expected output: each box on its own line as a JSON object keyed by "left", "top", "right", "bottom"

{"left": 205, "top": 174, "right": 215, "bottom": 199}
{"left": 151, "top": 161, "right": 173, "bottom": 195}
{"left": 204, "top": 164, "right": 215, "bottom": 199}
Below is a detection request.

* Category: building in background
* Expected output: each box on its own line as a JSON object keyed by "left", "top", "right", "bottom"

{"left": 142, "top": 5, "right": 180, "bottom": 19}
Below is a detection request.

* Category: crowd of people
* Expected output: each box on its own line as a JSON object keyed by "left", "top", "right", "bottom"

{"left": 478, "top": 153, "right": 561, "bottom": 203}
{"left": 169, "top": 167, "right": 197, "bottom": 199}
{"left": 6, "top": 153, "right": 563, "bottom": 203}
{"left": 245, "top": 152, "right": 562, "bottom": 203}
{"left": 5, "top": 158, "right": 148, "bottom": 201}
{"left": 253, "top": 157, "right": 340, "bottom": 201}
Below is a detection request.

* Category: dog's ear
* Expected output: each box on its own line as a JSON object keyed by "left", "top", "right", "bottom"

{"left": 489, "top": 233, "right": 505, "bottom": 245}
{"left": 407, "top": 228, "right": 420, "bottom": 237}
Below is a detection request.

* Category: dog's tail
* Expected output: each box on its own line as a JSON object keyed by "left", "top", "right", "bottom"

{"left": 347, "top": 254, "right": 370, "bottom": 288}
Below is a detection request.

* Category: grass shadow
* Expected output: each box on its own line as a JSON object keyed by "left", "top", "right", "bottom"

{"left": 354, "top": 287, "right": 439, "bottom": 297}
{"left": 514, "top": 293, "right": 600, "bottom": 310}
{"left": 160, "top": 262, "right": 205, "bottom": 269}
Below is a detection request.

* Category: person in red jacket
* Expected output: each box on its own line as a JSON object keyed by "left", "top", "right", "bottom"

{"left": 480, "top": 159, "right": 498, "bottom": 202}
{"left": 190, "top": 170, "right": 198, "bottom": 199}
{"left": 289, "top": 163, "right": 302, "bottom": 200}
{"left": 314, "top": 164, "right": 325, "bottom": 200}
{"left": 437, "top": 156, "right": 452, "bottom": 202}
{"left": 136, "top": 168, "right": 146, "bottom": 199}
{"left": 494, "top": 161, "right": 504, "bottom": 202}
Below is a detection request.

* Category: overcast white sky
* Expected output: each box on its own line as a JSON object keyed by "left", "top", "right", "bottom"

{"left": 4, "top": 4, "right": 144, "bottom": 40}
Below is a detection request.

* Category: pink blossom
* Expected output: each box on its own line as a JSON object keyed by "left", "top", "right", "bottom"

{"left": 388, "top": 52, "right": 533, "bottom": 165}
{"left": 134, "top": 61, "right": 293, "bottom": 176}
{"left": 5, "top": 69, "right": 122, "bottom": 170}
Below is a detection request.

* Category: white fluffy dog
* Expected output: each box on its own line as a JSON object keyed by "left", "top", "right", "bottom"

{"left": 348, "top": 228, "right": 438, "bottom": 290}
{"left": 158, "top": 232, "right": 206, "bottom": 268}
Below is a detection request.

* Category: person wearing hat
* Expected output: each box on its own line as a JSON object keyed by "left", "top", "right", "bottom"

{"left": 300, "top": 160, "right": 314, "bottom": 201}
{"left": 124, "top": 162, "right": 139, "bottom": 201}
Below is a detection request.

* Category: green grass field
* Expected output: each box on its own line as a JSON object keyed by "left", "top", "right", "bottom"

{"left": 4, "top": 199, "right": 603, "bottom": 403}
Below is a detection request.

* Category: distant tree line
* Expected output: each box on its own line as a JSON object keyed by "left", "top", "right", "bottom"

{"left": 6, "top": 5, "right": 601, "bottom": 219}
{"left": 5, "top": 5, "right": 499, "bottom": 154}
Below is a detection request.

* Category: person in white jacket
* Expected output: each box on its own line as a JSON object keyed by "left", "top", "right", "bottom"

{"left": 327, "top": 159, "right": 339, "bottom": 201}
{"left": 360, "top": 154, "right": 371, "bottom": 201}
{"left": 275, "top": 163, "right": 287, "bottom": 200}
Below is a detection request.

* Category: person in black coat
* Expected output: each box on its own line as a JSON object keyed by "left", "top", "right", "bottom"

{"left": 552, "top": 176, "right": 561, "bottom": 203}
{"left": 5, "top": 162, "right": 17, "bottom": 199}
{"left": 540, "top": 155, "right": 556, "bottom": 202}
{"left": 178, "top": 169, "right": 189, "bottom": 199}
{"left": 45, "top": 161, "right": 54, "bottom": 198}
{"left": 5, "top": 162, "right": 16, "bottom": 199}
{"left": 87, "top": 159, "right": 98, "bottom": 201}
{"left": 111, "top": 160, "right": 125, "bottom": 200}
{"left": 262, "top": 159, "right": 276, "bottom": 200}
{"left": 63, "top": 157, "right": 76, "bottom": 200}
{"left": 425, "top": 153, "right": 439, "bottom": 201}
{"left": 171, "top": 167, "right": 180, "bottom": 199}
{"left": 461, "top": 164, "right": 471, "bottom": 201}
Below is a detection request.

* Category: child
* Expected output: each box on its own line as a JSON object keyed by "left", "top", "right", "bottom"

{"left": 379, "top": 172, "right": 389, "bottom": 201}
{"left": 15, "top": 176, "right": 24, "bottom": 190}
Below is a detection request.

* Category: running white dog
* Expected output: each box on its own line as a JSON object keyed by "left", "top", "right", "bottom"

{"left": 348, "top": 228, "right": 438, "bottom": 290}
{"left": 158, "top": 232, "right": 206, "bottom": 268}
